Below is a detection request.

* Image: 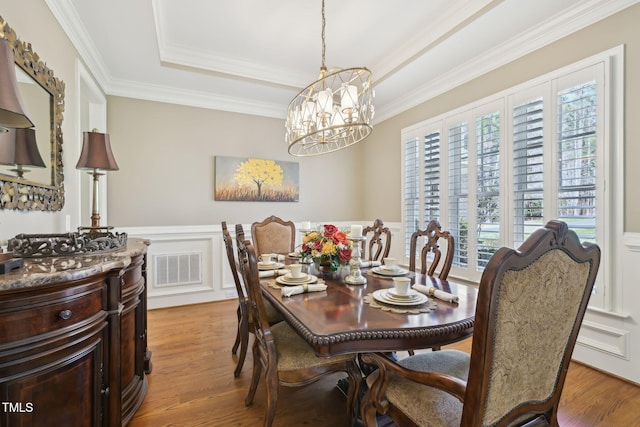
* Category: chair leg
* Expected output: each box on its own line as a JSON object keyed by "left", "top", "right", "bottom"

{"left": 263, "top": 364, "right": 279, "bottom": 427}
{"left": 360, "top": 390, "right": 378, "bottom": 427}
{"left": 233, "top": 312, "right": 250, "bottom": 378}
{"left": 232, "top": 304, "right": 242, "bottom": 354}
{"left": 245, "top": 341, "right": 262, "bottom": 407}
{"left": 345, "top": 360, "right": 362, "bottom": 425}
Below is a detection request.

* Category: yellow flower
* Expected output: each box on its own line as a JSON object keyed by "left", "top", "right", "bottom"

{"left": 302, "top": 231, "right": 319, "bottom": 244}
{"left": 321, "top": 241, "right": 336, "bottom": 255}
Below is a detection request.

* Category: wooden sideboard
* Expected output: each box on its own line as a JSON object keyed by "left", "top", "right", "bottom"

{"left": 0, "top": 239, "right": 152, "bottom": 426}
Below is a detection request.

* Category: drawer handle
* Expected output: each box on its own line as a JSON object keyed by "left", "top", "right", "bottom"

{"left": 58, "top": 309, "right": 73, "bottom": 320}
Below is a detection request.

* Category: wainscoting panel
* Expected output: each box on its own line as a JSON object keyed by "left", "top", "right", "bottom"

{"left": 120, "top": 225, "right": 221, "bottom": 309}
{"left": 572, "top": 232, "right": 640, "bottom": 384}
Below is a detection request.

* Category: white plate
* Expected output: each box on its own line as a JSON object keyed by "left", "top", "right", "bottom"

{"left": 387, "top": 288, "right": 421, "bottom": 299}
{"left": 281, "top": 273, "right": 309, "bottom": 282}
{"left": 276, "top": 274, "right": 318, "bottom": 286}
{"left": 382, "top": 292, "right": 421, "bottom": 304}
{"left": 258, "top": 262, "right": 285, "bottom": 271}
{"left": 372, "top": 289, "right": 428, "bottom": 306}
{"left": 372, "top": 266, "right": 408, "bottom": 277}
{"left": 287, "top": 252, "right": 302, "bottom": 258}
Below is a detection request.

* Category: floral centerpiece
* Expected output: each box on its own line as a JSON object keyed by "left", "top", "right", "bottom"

{"left": 300, "top": 224, "right": 352, "bottom": 272}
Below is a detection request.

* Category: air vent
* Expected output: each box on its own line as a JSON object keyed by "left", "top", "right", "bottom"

{"left": 154, "top": 253, "right": 202, "bottom": 287}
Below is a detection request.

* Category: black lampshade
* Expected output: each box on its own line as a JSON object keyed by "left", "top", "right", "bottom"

{"left": 76, "top": 130, "right": 119, "bottom": 171}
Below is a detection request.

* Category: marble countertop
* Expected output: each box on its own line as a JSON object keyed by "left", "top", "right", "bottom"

{"left": 0, "top": 238, "right": 150, "bottom": 292}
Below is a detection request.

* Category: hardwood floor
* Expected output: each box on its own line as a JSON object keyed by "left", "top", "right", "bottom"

{"left": 129, "top": 300, "right": 640, "bottom": 427}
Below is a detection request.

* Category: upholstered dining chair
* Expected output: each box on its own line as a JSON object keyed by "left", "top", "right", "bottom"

{"left": 362, "top": 218, "right": 392, "bottom": 262}
{"left": 408, "top": 219, "right": 455, "bottom": 279}
{"left": 251, "top": 215, "right": 296, "bottom": 256}
{"left": 222, "top": 222, "right": 282, "bottom": 378}
{"left": 237, "top": 238, "right": 361, "bottom": 427}
{"left": 360, "top": 220, "right": 601, "bottom": 427}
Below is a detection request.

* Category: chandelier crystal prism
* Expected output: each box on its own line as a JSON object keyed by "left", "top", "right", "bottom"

{"left": 286, "top": 0, "right": 374, "bottom": 156}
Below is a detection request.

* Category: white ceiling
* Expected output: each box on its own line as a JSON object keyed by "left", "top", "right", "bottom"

{"left": 47, "top": 0, "right": 637, "bottom": 123}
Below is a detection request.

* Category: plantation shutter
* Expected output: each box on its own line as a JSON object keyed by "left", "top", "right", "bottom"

{"left": 475, "top": 112, "right": 501, "bottom": 270}
{"left": 448, "top": 122, "right": 469, "bottom": 268}
{"left": 404, "top": 137, "right": 420, "bottom": 257}
{"left": 557, "top": 81, "right": 597, "bottom": 243}
{"left": 423, "top": 132, "right": 441, "bottom": 223}
{"left": 513, "top": 97, "right": 545, "bottom": 247}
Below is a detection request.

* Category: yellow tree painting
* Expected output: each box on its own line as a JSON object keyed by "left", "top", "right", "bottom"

{"left": 214, "top": 156, "right": 299, "bottom": 202}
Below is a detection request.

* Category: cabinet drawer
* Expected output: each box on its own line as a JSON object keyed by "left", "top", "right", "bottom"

{"left": 0, "top": 281, "right": 104, "bottom": 345}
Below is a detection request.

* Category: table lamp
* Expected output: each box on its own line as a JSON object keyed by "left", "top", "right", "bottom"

{"left": 76, "top": 129, "right": 119, "bottom": 228}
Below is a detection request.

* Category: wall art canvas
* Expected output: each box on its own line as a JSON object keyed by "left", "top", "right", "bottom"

{"left": 214, "top": 156, "right": 299, "bottom": 202}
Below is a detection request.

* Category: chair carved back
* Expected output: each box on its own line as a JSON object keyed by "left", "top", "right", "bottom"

{"left": 408, "top": 220, "right": 454, "bottom": 279}
{"left": 251, "top": 215, "right": 296, "bottom": 255}
{"left": 462, "top": 220, "right": 600, "bottom": 426}
{"left": 236, "top": 237, "right": 270, "bottom": 343}
{"left": 222, "top": 221, "right": 245, "bottom": 300}
{"left": 362, "top": 219, "right": 391, "bottom": 262}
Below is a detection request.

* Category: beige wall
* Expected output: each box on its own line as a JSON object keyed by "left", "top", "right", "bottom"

{"left": 106, "top": 96, "right": 364, "bottom": 227}
{"left": 362, "top": 3, "right": 640, "bottom": 232}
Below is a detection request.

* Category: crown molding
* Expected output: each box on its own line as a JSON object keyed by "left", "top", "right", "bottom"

{"left": 45, "top": 0, "right": 112, "bottom": 91}
{"left": 106, "top": 78, "right": 286, "bottom": 119}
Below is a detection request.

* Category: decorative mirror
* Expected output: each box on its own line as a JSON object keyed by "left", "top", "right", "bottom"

{"left": 0, "top": 16, "right": 65, "bottom": 211}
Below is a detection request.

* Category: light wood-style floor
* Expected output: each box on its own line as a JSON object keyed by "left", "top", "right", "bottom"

{"left": 129, "top": 300, "right": 640, "bottom": 427}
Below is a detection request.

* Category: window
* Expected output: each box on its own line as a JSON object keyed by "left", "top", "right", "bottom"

{"left": 402, "top": 47, "right": 621, "bottom": 310}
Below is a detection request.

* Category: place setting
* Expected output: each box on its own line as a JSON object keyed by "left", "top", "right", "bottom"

{"left": 274, "top": 263, "right": 319, "bottom": 286}
{"left": 369, "top": 257, "right": 410, "bottom": 278}
{"left": 365, "top": 277, "right": 436, "bottom": 314}
{"left": 257, "top": 253, "right": 285, "bottom": 271}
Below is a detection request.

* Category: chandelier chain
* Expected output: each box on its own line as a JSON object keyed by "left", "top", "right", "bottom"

{"left": 321, "top": 0, "right": 326, "bottom": 69}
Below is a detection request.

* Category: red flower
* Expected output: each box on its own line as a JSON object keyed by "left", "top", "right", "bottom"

{"left": 339, "top": 248, "right": 352, "bottom": 263}
{"left": 312, "top": 240, "right": 324, "bottom": 251}
{"left": 333, "top": 231, "right": 348, "bottom": 245}
{"left": 302, "top": 244, "right": 309, "bottom": 252}
{"left": 323, "top": 224, "right": 338, "bottom": 238}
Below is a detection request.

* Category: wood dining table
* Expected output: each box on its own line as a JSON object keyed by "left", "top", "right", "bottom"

{"left": 260, "top": 264, "right": 478, "bottom": 357}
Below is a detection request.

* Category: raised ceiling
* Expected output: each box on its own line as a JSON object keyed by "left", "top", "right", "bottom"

{"left": 47, "top": 0, "right": 636, "bottom": 123}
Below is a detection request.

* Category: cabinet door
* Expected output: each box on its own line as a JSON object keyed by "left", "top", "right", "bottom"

{"left": 0, "top": 327, "right": 106, "bottom": 427}
{"left": 119, "top": 253, "right": 147, "bottom": 424}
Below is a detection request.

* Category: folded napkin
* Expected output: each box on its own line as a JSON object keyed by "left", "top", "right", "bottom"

{"left": 259, "top": 269, "right": 289, "bottom": 278}
{"left": 412, "top": 284, "right": 459, "bottom": 303}
{"left": 277, "top": 254, "right": 286, "bottom": 261}
{"left": 360, "top": 260, "right": 382, "bottom": 268}
{"left": 281, "top": 283, "right": 327, "bottom": 297}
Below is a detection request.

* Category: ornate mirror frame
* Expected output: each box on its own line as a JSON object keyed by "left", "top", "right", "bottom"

{"left": 0, "top": 16, "right": 65, "bottom": 211}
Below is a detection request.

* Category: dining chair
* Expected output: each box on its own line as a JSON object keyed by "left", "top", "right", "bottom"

{"left": 408, "top": 219, "right": 454, "bottom": 279}
{"left": 362, "top": 218, "right": 391, "bottom": 262}
{"left": 360, "top": 220, "right": 601, "bottom": 427}
{"left": 237, "top": 237, "right": 361, "bottom": 427}
{"left": 251, "top": 215, "right": 296, "bottom": 256}
{"left": 222, "top": 221, "right": 282, "bottom": 378}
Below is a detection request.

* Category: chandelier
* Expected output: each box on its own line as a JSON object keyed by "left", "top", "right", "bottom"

{"left": 286, "top": 0, "right": 374, "bottom": 156}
